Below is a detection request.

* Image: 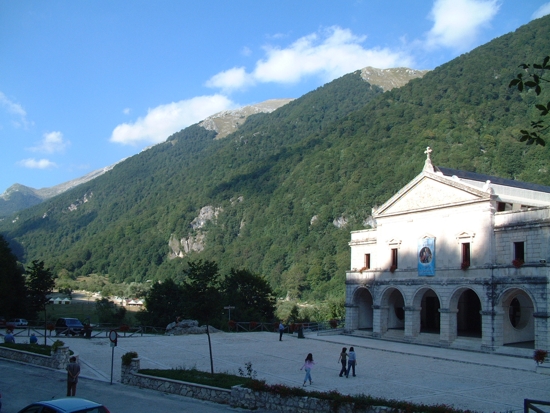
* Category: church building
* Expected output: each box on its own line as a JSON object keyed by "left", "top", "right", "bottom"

{"left": 345, "top": 148, "right": 550, "bottom": 353}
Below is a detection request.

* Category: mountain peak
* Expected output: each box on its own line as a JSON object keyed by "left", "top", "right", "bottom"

{"left": 360, "top": 66, "right": 429, "bottom": 91}
{"left": 199, "top": 98, "right": 295, "bottom": 139}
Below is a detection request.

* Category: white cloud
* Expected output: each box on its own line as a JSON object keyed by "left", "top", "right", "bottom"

{"left": 205, "top": 26, "right": 412, "bottom": 92}
{"left": 425, "top": 0, "right": 500, "bottom": 50}
{"left": 123, "top": 108, "right": 131, "bottom": 115}
{"left": 29, "top": 131, "right": 70, "bottom": 154}
{"left": 110, "top": 94, "right": 236, "bottom": 145}
{"left": 532, "top": 2, "right": 550, "bottom": 19}
{"left": 17, "top": 158, "right": 57, "bottom": 169}
{"left": 206, "top": 67, "right": 254, "bottom": 92}
{"left": 0, "top": 91, "right": 31, "bottom": 128}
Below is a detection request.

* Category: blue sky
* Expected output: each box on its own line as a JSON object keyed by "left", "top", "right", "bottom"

{"left": 1, "top": 0, "right": 549, "bottom": 195}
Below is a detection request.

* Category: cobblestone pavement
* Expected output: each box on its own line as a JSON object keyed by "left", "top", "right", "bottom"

{"left": 50, "top": 331, "right": 550, "bottom": 413}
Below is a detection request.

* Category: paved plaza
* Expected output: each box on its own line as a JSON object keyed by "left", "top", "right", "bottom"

{"left": 48, "top": 330, "right": 550, "bottom": 413}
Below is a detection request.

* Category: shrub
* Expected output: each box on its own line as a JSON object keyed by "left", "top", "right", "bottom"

{"left": 51, "top": 340, "right": 65, "bottom": 352}
{"left": 121, "top": 351, "right": 139, "bottom": 366}
{"left": 534, "top": 349, "right": 548, "bottom": 365}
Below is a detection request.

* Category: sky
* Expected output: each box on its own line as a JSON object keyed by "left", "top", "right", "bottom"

{"left": 1, "top": 1, "right": 550, "bottom": 195}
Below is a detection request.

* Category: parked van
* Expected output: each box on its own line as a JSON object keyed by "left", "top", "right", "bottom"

{"left": 55, "top": 318, "right": 84, "bottom": 336}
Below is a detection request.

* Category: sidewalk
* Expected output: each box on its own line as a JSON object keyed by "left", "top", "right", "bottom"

{"left": 55, "top": 331, "right": 550, "bottom": 413}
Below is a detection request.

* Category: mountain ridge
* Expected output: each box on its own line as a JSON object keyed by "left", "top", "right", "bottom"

{"left": 1, "top": 15, "right": 549, "bottom": 301}
{"left": 0, "top": 66, "right": 428, "bottom": 217}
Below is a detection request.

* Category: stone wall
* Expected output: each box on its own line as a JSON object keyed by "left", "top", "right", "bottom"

{"left": 121, "top": 358, "right": 231, "bottom": 405}
{"left": 0, "top": 345, "right": 70, "bottom": 369}
{"left": 121, "top": 358, "right": 408, "bottom": 413}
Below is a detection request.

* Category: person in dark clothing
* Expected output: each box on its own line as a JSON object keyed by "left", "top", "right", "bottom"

{"left": 338, "top": 347, "right": 347, "bottom": 377}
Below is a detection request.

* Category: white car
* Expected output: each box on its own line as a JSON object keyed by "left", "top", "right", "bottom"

{"left": 9, "top": 318, "right": 28, "bottom": 326}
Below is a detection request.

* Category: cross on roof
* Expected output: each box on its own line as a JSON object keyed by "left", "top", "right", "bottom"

{"left": 424, "top": 146, "right": 432, "bottom": 160}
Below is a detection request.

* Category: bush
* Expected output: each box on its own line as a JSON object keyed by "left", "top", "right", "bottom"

{"left": 51, "top": 340, "right": 65, "bottom": 352}
{"left": 121, "top": 351, "right": 139, "bottom": 366}
{"left": 534, "top": 349, "right": 548, "bottom": 365}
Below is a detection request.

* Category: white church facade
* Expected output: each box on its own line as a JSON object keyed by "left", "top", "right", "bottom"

{"left": 345, "top": 148, "right": 550, "bottom": 352}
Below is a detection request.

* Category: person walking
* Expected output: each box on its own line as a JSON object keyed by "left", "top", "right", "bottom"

{"left": 346, "top": 346, "right": 357, "bottom": 377}
{"left": 300, "top": 353, "right": 315, "bottom": 386}
{"left": 338, "top": 347, "right": 348, "bottom": 377}
{"left": 66, "top": 356, "right": 81, "bottom": 396}
{"left": 278, "top": 321, "right": 284, "bottom": 341}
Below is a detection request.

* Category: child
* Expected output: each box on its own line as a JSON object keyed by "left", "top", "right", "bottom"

{"left": 300, "top": 353, "right": 315, "bottom": 386}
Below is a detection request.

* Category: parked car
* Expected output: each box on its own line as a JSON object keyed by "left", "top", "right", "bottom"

{"left": 9, "top": 318, "right": 28, "bottom": 326}
{"left": 55, "top": 318, "right": 84, "bottom": 336}
{"left": 0, "top": 316, "right": 6, "bottom": 327}
{"left": 18, "top": 397, "right": 110, "bottom": 413}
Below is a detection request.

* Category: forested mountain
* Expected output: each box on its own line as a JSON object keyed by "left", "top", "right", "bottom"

{"left": 1, "top": 15, "right": 549, "bottom": 301}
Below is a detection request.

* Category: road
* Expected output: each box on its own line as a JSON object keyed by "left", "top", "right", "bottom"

{"left": 0, "top": 359, "right": 254, "bottom": 413}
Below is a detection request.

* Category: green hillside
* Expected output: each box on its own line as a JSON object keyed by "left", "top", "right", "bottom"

{"left": 2, "top": 15, "right": 549, "bottom": 301}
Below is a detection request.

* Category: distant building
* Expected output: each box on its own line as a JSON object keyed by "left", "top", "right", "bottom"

{"left": 345, "top": 148, "right": 549, "bottom": 352}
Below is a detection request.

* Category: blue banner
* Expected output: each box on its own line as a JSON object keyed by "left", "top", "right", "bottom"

{"left": 418, "top": 238, "right": 435, "bottom": 276}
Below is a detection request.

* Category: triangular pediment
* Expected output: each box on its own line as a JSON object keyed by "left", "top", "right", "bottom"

{"left": 375, "top": 172, "right": 491, "bottom": 217}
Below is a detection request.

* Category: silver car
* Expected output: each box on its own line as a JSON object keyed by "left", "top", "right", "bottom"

{"left": 17, "top": 397, "right": 110, "bottom": 413}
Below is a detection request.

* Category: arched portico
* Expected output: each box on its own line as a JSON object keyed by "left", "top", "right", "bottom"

{"left": 452, "top": 288, "right": 482, "bottom": 337}
{"left": 414, "top": 288, "right": 441, "bottom": 334}
{"left": 353, "top": 287, "right": 374, "bottom": 330}
{"left": 440, "top": 287, "right": 482, "bottom": 345}
{"left": 498, "top": 288, "right": 535, "bottom": 348}
{"left": 376, "top": 287, "right": 405, "bottom": 337}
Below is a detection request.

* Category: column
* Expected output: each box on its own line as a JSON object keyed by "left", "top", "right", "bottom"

{"left": 404, "top": 306, "right": 421, "bottom": 342}
{"left": 534, "top": 312, "right": 550, "bottom": 350}
{"left": 439, "top": 308, "right": 457, "bottom": 346}
{"left": 373, "top": 304, "right": 387, "bottom": 338}
{"left": 344, "top": 303, "right": 358, "bottom": 333}
{"left": 481, "top": 310, "right": 501, "bottom": 351}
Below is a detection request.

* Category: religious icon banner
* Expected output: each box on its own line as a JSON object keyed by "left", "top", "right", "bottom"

{"left": 418, "top": 238, "right": 435, "bottom": 276}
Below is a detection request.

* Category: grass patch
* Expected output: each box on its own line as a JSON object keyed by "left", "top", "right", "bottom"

{"left": 244, "top": 381, "right": 475, "bottom": 413}
{"left": 137, "top": 366, "right": 475, "bottom": 413}
{"left": 139, "top": 367, "right": 254, "bottom": 389}
{"left": 0, "top": 342, "right": 52, "bottom": 356}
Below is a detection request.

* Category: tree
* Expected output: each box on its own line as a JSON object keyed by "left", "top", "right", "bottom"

{"left": 182, "top": 260, "right": 223, "bottom": 374}
{"left": 95, "top": 298, "right": 127, "bottom": 324}
{"left": 0, "top": 235, "right": 26, "bottom": 318}
{"left": 26, "top": 260, "right": 55, "bottom": 345}
{"left": 26, "top": 260, "right": 55, "bottom": 318}
{"left": 136, "top": 279, "right": 185, "bottom": 327}
{"left": 509, "top": 55, "right": 550, "bottom": 145}
{"left": 222, "top": 269, "right": 275, "bottom": 322}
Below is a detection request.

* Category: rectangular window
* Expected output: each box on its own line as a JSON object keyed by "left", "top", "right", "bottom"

{"left": 364, "top": 254, "right": 371, "bottom": 270}
{"left": 514, "top": 241, "right": 525, "bottom": 262}
{"left": 462, "top": 243, "right": 470, "bottom": 265}
{"left": 391, "top": 248, "right": 398, "bottom": 269}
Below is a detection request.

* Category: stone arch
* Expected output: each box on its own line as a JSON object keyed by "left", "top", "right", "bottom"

{"left": 380, "top": 287, "right": 406, "bottom": 330}
{"left": 498, "top": 287, "right": 535, "bottom": 347}
{"left": 413, "top": 287, "right": 441, "bottom": 333}
{"left": 449, "top": 287, "right": 482, "bottom": 338}
{"left": 352, "top": 287, "right": 374, "bottom": 330}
